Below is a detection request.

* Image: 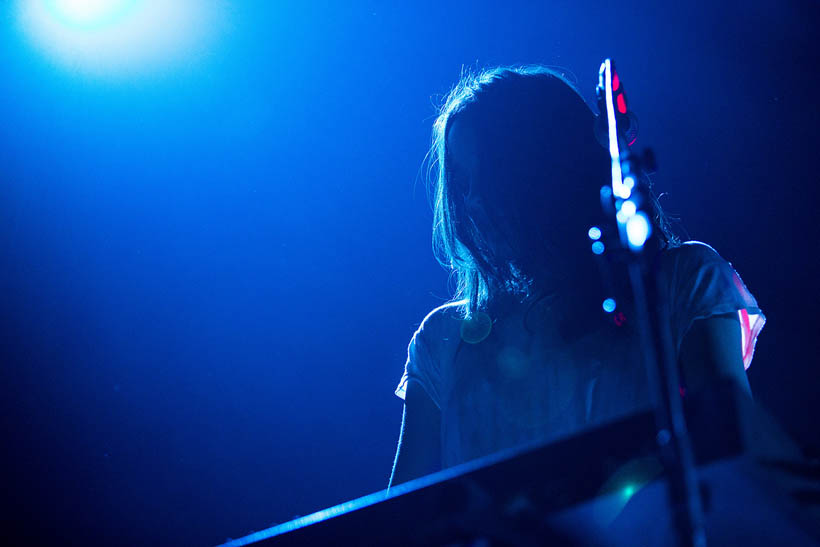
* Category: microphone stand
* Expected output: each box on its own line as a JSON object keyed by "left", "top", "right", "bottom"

{"left": 594, "top": 59, "right": 706, "bottom": 547}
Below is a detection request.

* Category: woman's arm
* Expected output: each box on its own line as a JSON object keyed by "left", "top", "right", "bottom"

{"left": 388, "top": 378, "right": 442, "bottom": 489}
{"left": 678, "top": 312, "right": 752, "bottom": 397}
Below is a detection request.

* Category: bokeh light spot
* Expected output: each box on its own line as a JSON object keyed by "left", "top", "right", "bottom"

{"left": 626, "top": 212, "right": 652, "bottom": 249}
{"left": 460, "top": 311, "right": 493, "bottom": 344}
{"left": 588, "top": 226, "right": 602, "bottom": 241}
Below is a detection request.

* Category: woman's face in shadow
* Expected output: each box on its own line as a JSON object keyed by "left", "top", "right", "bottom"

{"left": 446, "top": 109, "right": 609, "bottom": 270}
{"left": 447, "top": 118, "right": 516, "bottom": 260}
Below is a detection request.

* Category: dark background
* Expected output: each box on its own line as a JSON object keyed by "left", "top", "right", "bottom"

{"left": 1, "top": 1, "right": 817, "bottom": 544}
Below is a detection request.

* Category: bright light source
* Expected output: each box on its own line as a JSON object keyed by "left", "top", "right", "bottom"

{"left": 16, "top": 0, "right": 226, "bottom": 77}
{"left": 602, "top": 298, "right": 616, "bottom": 313}
{"left": 591, "top": 241, "right": 605, "bottom": 255}
{"left": 50, "top": 0, "right": 135, "bottom": 28}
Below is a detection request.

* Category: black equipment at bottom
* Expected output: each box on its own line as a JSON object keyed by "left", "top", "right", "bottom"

{"left": 220, "top": 382, "right": 820, "bottom": 546}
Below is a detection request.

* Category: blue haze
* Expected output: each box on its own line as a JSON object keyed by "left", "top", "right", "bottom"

{"left": 0, "top": 1, "right": 817, "bottom": 544}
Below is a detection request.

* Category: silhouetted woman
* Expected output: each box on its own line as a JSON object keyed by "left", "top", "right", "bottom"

{"left": 389, "top": 66, "right": 764, "bottom": 487}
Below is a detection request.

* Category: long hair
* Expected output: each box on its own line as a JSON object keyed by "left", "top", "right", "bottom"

{"left": 429, "top": 66, "right": 678, "bottom": 318}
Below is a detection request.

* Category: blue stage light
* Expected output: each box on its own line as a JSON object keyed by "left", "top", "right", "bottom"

{"left": 602, "top": 298, "right": 616, "bottom": 313}
{"left": 47, "top": 0, "right": 136, "bottom": 29}
{"left": 15, "top": 0, "right": 225, "bottom": 77}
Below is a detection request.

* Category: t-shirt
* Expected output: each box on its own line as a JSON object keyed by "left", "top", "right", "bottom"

{"left": 395, "top": 241, "right": 765, "bottom": 469}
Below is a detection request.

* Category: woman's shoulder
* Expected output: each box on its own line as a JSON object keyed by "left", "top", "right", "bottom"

{"left": 658, "top": 240, "right": 760, "bottom": 312}
{"left": 664, "top": 240, "right": 723, "bottom": 258}
{"left": 408, "top": 299, "right": 468, "bottom": 366}
{"left": 659, "top": 240, "right": 729, "bottom": 273}
{"left": 417, "top": 299, "right": 468, "bottom": 336}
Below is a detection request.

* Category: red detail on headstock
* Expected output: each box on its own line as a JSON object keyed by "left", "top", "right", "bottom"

{"left": 612, "top": 73, "right": 620, "bottom": 91}
{"left": 616, "top": 93, "right": 627, "bottom": 114}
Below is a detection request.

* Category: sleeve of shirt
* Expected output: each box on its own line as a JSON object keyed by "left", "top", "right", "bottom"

{"left": 394, "top": 303, "right": 462, "bottom": 410}
{"left": 667, "top": 241, "right": 765, "bottom": 370}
